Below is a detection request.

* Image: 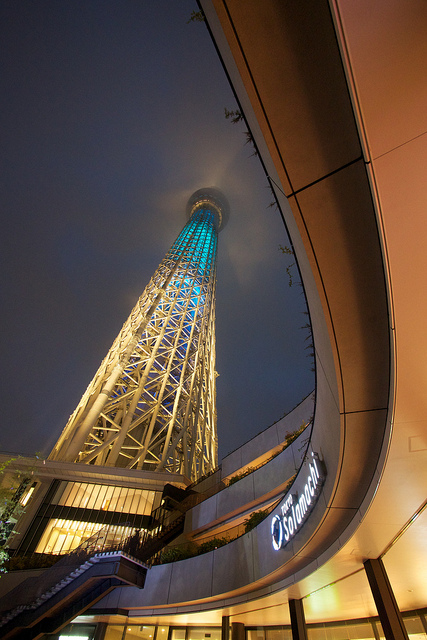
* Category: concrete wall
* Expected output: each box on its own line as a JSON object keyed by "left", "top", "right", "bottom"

{"left": 187, "top": 430, "right": 308, "bottom": 534}
{"left": 220, "top": 393, "right": 314, "bottom": 479}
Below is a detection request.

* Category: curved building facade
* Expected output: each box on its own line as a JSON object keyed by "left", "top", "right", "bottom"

{"left": 1, "top": 1, "right": 426, "bottom": 639}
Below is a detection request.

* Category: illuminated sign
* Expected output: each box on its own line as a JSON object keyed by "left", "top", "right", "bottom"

{"left": 271, "top": 451, "right": 325, "bottom": 550}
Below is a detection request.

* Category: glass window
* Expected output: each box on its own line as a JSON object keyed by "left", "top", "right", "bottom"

{"left": 403, "top": 616, "right": 426, "bottom": 640}
{"left": 347, "top": 624, "right": 375, "bottom": 640}
{"left": 266, "top": 629, "right": 292, "bottom": 640}
{"left": 105, "top": 486, "right": 118, "bottom": 511}
{"left": 309, "top": 623, "right": 376, "bottom": 640}
{"left": 64, "top": 482, "right": 84, "bottom": 507}
{"left": 57, "top": 480, "right": 77, "bottom": 506}
{"left": 308, "top": 627, "right": 328, "bottom": 640}
{"left": 90, "top": 483, "right": 107, "bottom": 510}
{"left": 51, "top": 480, "right": 67, "bottom": 504}
{"left": 104, "top": 625, "right": 126, "bottom": 640}
{"left": 247, "top": 630, "right": 265, "bottom": 640}
{"left": 20, "top": 481, "right": 38, "bottom": 507}
{"left": 50, "top": 481, "right": 158, "bottom": 515}
{"left": 124, "top": 625, "right": 156, "bottom": 639}
{"left": 88, "top": 483, "right": 102, "bottom": 509}
{"left": 35, "top": 519, "right": 102, "bottom": 554}
{"left": 156, "top": 627, "right": 170, "bottom": 640}
{"left": 120, "top": 488, "right": 135, "bottom": 513}
{"left": 171, "top": 629, "right": 187, "bottom": 640}
{"left": 325, "top": 624, "right": 350, "bottom": 640}
{"left": 131, "top": 488, "right": 143, "bottom": 513}
{"left": 58, "top": 622, "right": 96, "bottom": 639}
{"left": 35, "top": 518, "right": 145, "bottom": 554}
{"left": 187, "top": 629, "right": 221, "bottom": 640}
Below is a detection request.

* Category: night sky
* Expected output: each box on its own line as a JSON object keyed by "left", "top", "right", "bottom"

{"left": 0, "top": 1, "right": 314, "bottom": 462}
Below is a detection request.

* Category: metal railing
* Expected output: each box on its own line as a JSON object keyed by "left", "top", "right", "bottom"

{"left": 0, "top": 525, "right": 149, "bottom": 624}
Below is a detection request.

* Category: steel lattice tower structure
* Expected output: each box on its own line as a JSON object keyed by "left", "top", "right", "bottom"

{"left": 49, "top": 188, "right": 229, "bottom": 481}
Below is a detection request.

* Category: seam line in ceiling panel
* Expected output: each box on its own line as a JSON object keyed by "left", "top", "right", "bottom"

{"left": 380, "top": 498, "right": 427, "bottom": 559}
{"left": 289, "top": 155, "right": 363, "bottom": 198}
{"left": 341, "top": 407, "right": 388, "bottom": 415}
{"left": 371, "top": 130, "right": 427, "bottom": 162}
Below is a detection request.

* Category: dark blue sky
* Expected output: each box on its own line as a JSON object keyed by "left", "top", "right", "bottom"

{"left": 0, "top": 1, "right": 314, "bottom": 461}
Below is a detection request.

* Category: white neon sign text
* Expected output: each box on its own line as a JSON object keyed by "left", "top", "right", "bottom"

{"left": 271, "top": 452, "right": 324, "bottom": 550}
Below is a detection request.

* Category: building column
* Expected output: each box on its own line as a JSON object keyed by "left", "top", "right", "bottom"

{"left": 93, "top": 621, "right": 108, "bottom": 640}
{"left": 222, "top": 616, "right": 230, "bottom": 640}
{"left": 231, "top": 622, "right": 245, "bottom": 640}
{"left": 364, "top": 558, "right": 409, "bottom": 640}
{"left": 289, "top": 598, "right": 308, "bottom": 640}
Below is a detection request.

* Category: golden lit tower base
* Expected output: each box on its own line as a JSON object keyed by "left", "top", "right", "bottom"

{"left": 49, "top": 188, "right": 229, "bottom": 481}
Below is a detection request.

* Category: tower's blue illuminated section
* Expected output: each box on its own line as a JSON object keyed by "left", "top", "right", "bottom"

{"left": 51, "top": 188, "right": 229, "bottom": 482}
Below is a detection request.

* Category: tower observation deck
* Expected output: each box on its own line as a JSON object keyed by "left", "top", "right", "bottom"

{"left": 50, "top": 188, "right": 229, "bottom": 481}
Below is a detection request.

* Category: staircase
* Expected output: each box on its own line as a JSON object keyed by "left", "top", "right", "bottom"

{"left": 0, "top": 544, "right": 147, "bottom": 639}
{"left": 138, "top": 513, "right": 185, "bottom": 563}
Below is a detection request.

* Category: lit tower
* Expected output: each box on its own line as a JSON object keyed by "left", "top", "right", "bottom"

{"left": 49, "top": 188, "right": 229, "bottom": 481}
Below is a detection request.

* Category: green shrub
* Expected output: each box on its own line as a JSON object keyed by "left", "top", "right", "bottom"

{"left": 160, "top": 546, "right": 193, "bottom": 564}
{"left": 7, "top": 553, "right": 61, "bottom": 572}
{"left": 197, "top": 537, "right": 228, "bottom": 555}
{"left": 226, "top": 422, "right": 309, "bottom": 489}
{"left": 284, "top": 474, "right": 296, "bottom": 494}
{"left": 228, "top": 467, "right": 254, "bottom": 486}
{"left": 244, "top": 509, "right": 269, "bottom": 533}
{"left": 284, "top": 421, "right": 308, "bottom": 447}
